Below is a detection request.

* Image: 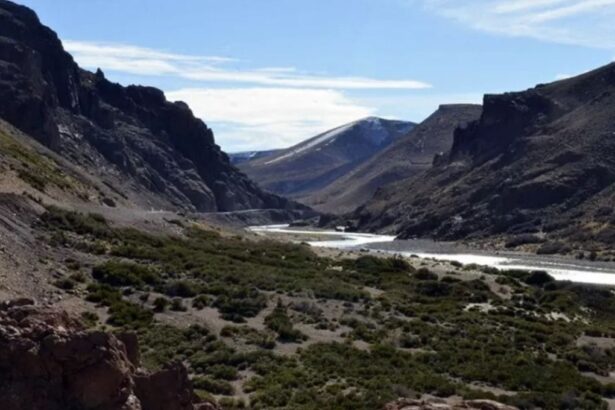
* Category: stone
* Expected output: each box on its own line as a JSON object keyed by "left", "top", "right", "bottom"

{"left": 0, "top": 300, "right": 219, "bottom": 410}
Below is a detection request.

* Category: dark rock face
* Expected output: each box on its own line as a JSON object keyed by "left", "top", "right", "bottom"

{"left": 134, "top": 364, "right": 196, "bottom": 410}
{"left": 0, "top": 0, "right": 299, "bottom": 212}
{"left": 354, "top": 63, "right": 615, "bottom": 247}
{"left": 311, "top": 105, "right": 481, "bottom": 214}
{"left": 0, "top": 299, "right": 218, "bottom": 410}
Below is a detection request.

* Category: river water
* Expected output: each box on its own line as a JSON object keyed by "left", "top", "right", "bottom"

{"left": 248, "top": 225, "right": 615, "bottom": 286}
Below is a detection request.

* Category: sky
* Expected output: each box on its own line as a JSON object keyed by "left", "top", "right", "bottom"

{"left": 17, "top": 0, "right": 615, "bottom": 152}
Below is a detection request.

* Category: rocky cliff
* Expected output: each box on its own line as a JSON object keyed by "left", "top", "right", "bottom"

{"left": 353, "top": 63, "right": 615, "bottom": 250}
{"left": 0, "top": 298, "right": 218, "bottom": 410}
{"left": 310, "top": 105, "right": 481, "bottom": 214}
{"left": 0, "top": 0, "right": 300, "bottom": 213}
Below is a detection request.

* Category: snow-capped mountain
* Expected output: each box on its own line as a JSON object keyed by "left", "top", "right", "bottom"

{"left": 236, "top": 117, "right": 415, "bottom": 202}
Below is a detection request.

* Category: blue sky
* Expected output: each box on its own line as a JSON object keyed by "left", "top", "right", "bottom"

{"left": 17, "top": 0, "right": 615, "bottom": 151}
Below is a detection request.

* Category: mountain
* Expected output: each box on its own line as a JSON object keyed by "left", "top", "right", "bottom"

{"left": 0, "top": 0, "right": 301, "bottom": 213}
{"left": 352, "top": 63, "right": 615, "bottom": 249}
{"left": 229, "top": 149, "right": 281, "bottom": 165}
{"left": 237, "top": 117, "right": 415, "bottom": 205}
{"left": 308, "top": 105, "right": 482, "bottom": 213}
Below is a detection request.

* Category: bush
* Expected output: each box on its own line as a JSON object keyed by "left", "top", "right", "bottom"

{"left": 505, "top": 234, "right": 544, "bottom": 248}
{"left": 170, "top": 298, "right": 187, "bottom": 312}
{"left": 164, "top": 280, "right": 199, "bottom": 298}
{"left": 415, "top": 281, "right": 451, "bottom": 297}
{"left": 40, "top": 207, "right": 111, "bottom": 238}
{"left": 213, "top": 287, "right": 267, "bottom": 321}
{"left": 537, "top": 241, "right": 571, "bottom": 255}
{"left": 107, "top": 299, "right": 152, "bottom": 327}
{"left": 153, "top": 297, "right": 169, "bottom": 312}
{"left": 93, "top": 261, "right": 160, "bottom": 288}
{"left": 192, "top": 295, "right": 210, "bottom": 310}
{"left": 264, "top": 301, "right": 306, "bottom": 343}
{"left": 54, "top": 278, "right": 76, "bottom": 290}
{"left": 209, "top": 364, "right": 238, "bottom": 381}
{"left": 19, "top": 169, "right": 47, "bottom": 191}
{"left": 192, "top": 376, "right": 234, "bottom": 395}
{"left": 414, "top": 268, "right": 438, "bottom": 281}
{"left": 81, "top": 311, "right": 99, "bottom": 327}
{"left": 69, "top": 272, "right": 87, "bottom": 283}
{"left": 525, "top": 271, "right": 555, "bottom": 287}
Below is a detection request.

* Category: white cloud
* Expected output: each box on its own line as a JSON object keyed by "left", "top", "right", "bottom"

{"left": 166, "top": 88, "right": 376, "bottom": 152}
{"left": 417, "top": 0, "right": 615, "bottom": 49}
{"left": 63, "top": 40, "right": 432, "bottom": 150}
{"left": 64, "top": 40, "right": 431, "bottom": 90}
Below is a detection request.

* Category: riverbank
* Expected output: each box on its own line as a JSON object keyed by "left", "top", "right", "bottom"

{"left": 249, "top": 225, "right": 615, "bottom": 286}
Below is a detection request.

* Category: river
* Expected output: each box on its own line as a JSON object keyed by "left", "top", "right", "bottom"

{"left": 248, "top": 225, "right": 615, "bottom": 286}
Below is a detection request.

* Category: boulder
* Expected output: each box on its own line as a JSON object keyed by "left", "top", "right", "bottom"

{"left": 0, "top": 299, "right": 218, "bottom": 410}
{"left": 383, "top": 397, "right": 518, "bottom": 410}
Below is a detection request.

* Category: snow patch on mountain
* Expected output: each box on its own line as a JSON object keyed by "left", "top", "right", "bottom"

{"left": 265, "top": 121, "right": 358, "bottom": 165}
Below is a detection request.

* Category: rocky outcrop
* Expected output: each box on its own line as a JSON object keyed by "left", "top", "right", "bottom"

{"left": 0, "top": 298, "right": 218, "bottom": 410}
{"left": 383, "top": 397, "right": 517, "bottom": 410}
{"left": 353, "top": 63, "right": 615, "bottom": 249}
{"left": 311, "top": 105, "right": 481, "bottom": 214}
{"left": 0, "top": 0, "right": 303, "bottom": 213}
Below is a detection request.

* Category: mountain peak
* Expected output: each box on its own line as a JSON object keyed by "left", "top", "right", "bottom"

{"left": 236, "top": 117, "right": 416, "bottom": 200}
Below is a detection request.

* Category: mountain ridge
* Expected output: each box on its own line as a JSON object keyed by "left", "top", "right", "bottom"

{"left": 351, "top": 63, "right": 615, "bottom": 251}
{"left": 0, "top": 0, "right": 303, "bottom": 213}
{"left": 309, "top": 104, "right": 482, "bottom": 213}
{"left": 237, "top": 117, "right": 416, "bottom": 207}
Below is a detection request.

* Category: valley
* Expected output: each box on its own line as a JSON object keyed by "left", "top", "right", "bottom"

{"left": 1, "top": 0, "right": 615, "bottom": 409}
{"left": 250, "top": 225, "right": 615, "bottom": 286}
{"left": 20, "top": 206, "right": 615, "bottom": 409}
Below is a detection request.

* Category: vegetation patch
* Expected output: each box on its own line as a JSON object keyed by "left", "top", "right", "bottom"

{"left": 39, "top": 208, "right": 615, "bottom": 409}
{"left": 265, "top": 301, "right": 306, "bottom": 343}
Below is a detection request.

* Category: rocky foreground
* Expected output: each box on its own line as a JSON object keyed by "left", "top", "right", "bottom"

{"left": 0, "top": 298, "right": 218, "bottom": 410}
{"left": 383, "top": 397, "right": 517, "bottom": 410}
{"left": 0, "top": 297, "right": 523, "bottom": 410}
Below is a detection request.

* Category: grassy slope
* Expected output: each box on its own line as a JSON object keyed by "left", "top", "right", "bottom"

{"left": 35, "top": 206, "right": 615, "bottom": 409}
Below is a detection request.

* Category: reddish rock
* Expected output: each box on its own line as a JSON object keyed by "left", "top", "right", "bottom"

{"left": 134, "top": 363, "right": 196, "bottom": 410}
{"left": 0, "top": 299, "right": 218, "bottom": 410}
{"left": 116, "top": 332, "right": 141, "bottom": 368}
{"left": 383, "top": 397, "right": 518, "bottom": 410}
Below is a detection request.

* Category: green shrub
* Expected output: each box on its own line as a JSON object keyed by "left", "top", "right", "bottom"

{"left": 69, "top": 272, "right": 87, "bottom": 283}
{"left": 209, "top": 364, "right": 239, "bottom": 381}
{"left": 213, "top": 287, "right": 267, "bottom": 322}
{"left": 54, "top": 278, "right": 76, "bottom": 290}
{"left": 170, "top": 298, "right": 187, "bottom": 312}
{"left": 265, "top": 301, "right": 306, "bottom": 343}
{"left": 93, "top": 261, "right": 160, "bottom": 288}
{"left": 192, "top": 375, "right": 234, "bottom": 395}
{"left": 40, "top": 207, "right": 111, "bottom": 238}
{"left": 537, "top": 241, "right": 571, "bottom": 255}
{"left": 192, "top": 295, "right": 210, "bottom": 310}
{"left": 414, "top": 268, "right": 438, "bottom": 281}
{"left": 80, "top": 311, "right": 99, "bottom": 327}
{"left": 164, "top": 280, "right": 199, "bottom": 297}
{"left": 153, "top": 297, "right": 170, "bottom": 312}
